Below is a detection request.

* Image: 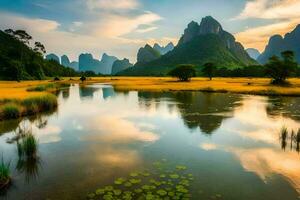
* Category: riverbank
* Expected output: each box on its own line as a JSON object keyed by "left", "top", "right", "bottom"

{"left": 1, "top": 78, "right": 300, "bottom": 100}
{"left": 0, "top": 81, "right": 69, "bottom": 120}
{"left": 81, "top": 77, "right": 300, "bottom": 97}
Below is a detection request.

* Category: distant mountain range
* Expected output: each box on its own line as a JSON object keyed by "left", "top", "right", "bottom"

{"left": 46, "top": 53, "right": 124, "bottom": 75}
{"left": 246, "top": 48, "right": 260, "bottom": 60}
{"left": 258, "top": 25, "right": 300, "bottom": 64}
{"left": 120, "top": 16, "right": 256, "bottom": 76}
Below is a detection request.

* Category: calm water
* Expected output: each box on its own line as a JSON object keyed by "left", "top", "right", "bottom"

{"left": 1, "top": 84, "right": 300, "bottom": 200}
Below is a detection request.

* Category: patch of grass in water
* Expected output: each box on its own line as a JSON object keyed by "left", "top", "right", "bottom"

{"left": 0, "top": 158, "right": 10, "bottom": 188}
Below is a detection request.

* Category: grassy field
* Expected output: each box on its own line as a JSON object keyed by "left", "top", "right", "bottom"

{"left": 80, "top": 77, "right": 300, "bottom": 96}
{"left": 1, "top": 78, "right": 300, "bottom": 99}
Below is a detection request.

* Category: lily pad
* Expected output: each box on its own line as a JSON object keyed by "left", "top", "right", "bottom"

{"left": 157, "top": 189, "right": 168, "bottom": 196}
{"left": 114, "top": 177, "right": 126, "bottom": 185}
{"left": 169, "top": 174, "right": 180, "bottom": 179}
{"left": 129, "top": 178, "right": 141, "bottom": 184}
{"left": 176, "top": 165, "right": 187, "bottom": 170}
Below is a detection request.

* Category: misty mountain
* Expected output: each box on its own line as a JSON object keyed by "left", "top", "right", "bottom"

{"left": 246, "top": 48, "right": 260, "bottom": 60}
{"left": 258, "top": 25, "right": 300, "bottom": 64}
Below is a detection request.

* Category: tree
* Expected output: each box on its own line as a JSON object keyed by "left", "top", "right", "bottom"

{"left": 80, "top": 76, "right": 87, "bottom": 82}
{"left": 33, "top": 42, "right": 46, "bottom": 56}
{"left": 202, "top": 62, "right": 216, "bottom": 80}
{"left": 168, "top": 64, "right": 196, "bottom": 82}
{"left": 265, "top": 51, "right": 297, "bottom": 85}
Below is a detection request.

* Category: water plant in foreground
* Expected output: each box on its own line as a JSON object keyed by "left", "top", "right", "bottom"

{"left": 87, "top": 160, "right": 194, "bottom": 200}
{"left": 0, "top": 158, "right": 11, "bottom": 189}
{"left": 17, "top": 133, "right": 38, "bottom": 158}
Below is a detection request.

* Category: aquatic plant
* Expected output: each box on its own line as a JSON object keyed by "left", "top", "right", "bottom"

{"left": 87, "top": 161, "right": 195, "bottom": 200}
{"left": 17, "top": 133, "right": 38, "bottom": 158}
{"left": 0, "top": 158, "right": 10, "bottom": 188}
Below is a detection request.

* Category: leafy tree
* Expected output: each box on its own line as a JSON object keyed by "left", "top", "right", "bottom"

{"left": 33, "top": 42, "right": 46, "bottom": 56}
{"left": 265, "top": 51, "right": 298, "bottom": 85}
{"left": 202, "top": 62, "right": 216, "bottom": 80}
{"left": 168, "top": 64, "right": 196, "bottom": 82}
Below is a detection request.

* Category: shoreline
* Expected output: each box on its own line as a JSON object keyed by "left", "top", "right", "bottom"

{"left": 1, "top": 78, "right": 300, "bottom": 100}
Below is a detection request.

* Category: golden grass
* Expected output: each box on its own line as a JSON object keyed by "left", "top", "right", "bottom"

{"left": 77, "top": 77, "right": 300, "bottom": 96}
{"left": 1, "top": 77, "right": 300, "bottom": 100}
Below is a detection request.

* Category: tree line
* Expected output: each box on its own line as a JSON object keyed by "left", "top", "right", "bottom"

{"left": 169, "top": 50, "right": 299, "bottom": 85}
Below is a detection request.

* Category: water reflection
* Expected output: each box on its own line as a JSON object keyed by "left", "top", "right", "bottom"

{"left": 138, "top": 92, "right": 241, "bottom": 134}
{"left": 267, "top": 97, "right": 300, "bottom": 122}
{"left": 1, "top": 85, "right": 300, "bottom": 199}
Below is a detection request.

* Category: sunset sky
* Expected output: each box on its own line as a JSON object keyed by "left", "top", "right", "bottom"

{"left": 0, "top": 0, "right": 299, "bottom": 62}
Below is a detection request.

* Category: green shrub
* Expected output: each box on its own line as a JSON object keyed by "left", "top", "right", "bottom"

{"left": 1, "top": 104, "right": 21, "bottom": 119}
{"left": 0, "top": 158, "right": 10, "bottom": 185}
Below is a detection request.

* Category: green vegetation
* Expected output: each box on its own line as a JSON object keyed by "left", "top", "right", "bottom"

{"left": 0, "top": 158, "right": 10, "bottom": 188}
{"left": 17, "top": 133, "right": 38, "bottom": 158}
{"left": 265, "top": 51, "right": 298, "bottom": 85}
{"left": 87, "top": 160, "right": 194, "bottom": 200}
{"left": 0, "top": 29, "right": 78, "bottom": 81}
{"left": 202, "top": 62, "right": 216, "bottom": 80}
{"left": 0, "top": 94, "right": 58, "bottom": 120}
{"left": 168, "top": 65, "right": 196, "bottom": 82}
{"left": 27, "top": 83, "right": 70, "bottom": 92}
{"left": 279, "top": 127, "right": 300, "bottom": 152}
{"left": 137, "top": 34, "right": 256, "bottom": 68}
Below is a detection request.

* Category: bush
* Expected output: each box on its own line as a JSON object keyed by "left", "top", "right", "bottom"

{"left": 1, "top": 104, "right": 21, "bottom": 119}
{"left": 168, "top": 65, "right": 196, "bottom": 82}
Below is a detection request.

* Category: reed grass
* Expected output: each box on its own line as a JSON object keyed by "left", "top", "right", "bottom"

{"left": 18, "top": 134, "right": 38, "bottom": 158}
{"left": 0, "top": 158, "right": 10, "bottom": 186}
{"left": 0, "top": 94, "right": 58, "bottom": 120}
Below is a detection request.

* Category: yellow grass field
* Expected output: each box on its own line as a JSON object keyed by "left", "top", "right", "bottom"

{"left": 1, "top": 77, "right": 300, "bottom": 100}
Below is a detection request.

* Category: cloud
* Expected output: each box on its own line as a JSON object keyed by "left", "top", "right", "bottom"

{"left": 237, "top": 0, "right": 300, "bottom": 20}
{"left": 0, "top": 12, "right": 59, "bottom": 33}
{"left": 235, "top": 19, "right": 299, "bottom": 51}
{"left": 90, "top": 11, "right": 162, "bottom": 37}
{"left": 83, "top": 116, "right": 160, "bottom": 143}
{"left": 136, "top": 26, "right": 158, "bottom": 33}
{"left": 234, "top": 0, "right": 300, "bottom": 50}
{"left": 0, "top": 10, "right": 163, "bottom": 62}
{"left": 87, "top": 0, "right": 139, "bottom": 10}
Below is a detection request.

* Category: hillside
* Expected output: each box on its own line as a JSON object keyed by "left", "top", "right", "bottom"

{"left": 0, "top": 30, "right": 77, "bottom": 80}
{"left": 120, "top": 16, "right": 256, "bottom": 76}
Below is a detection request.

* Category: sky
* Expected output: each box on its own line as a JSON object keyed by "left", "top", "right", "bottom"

{"left": 0, "top": 0, "right": 299, "bottom": 62}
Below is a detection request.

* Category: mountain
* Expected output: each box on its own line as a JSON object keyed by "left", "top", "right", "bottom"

{"left": 246, "top": 48, "right": 260, "bottom": 60}
{"left": 79, "top": 53, "right": 117, "bottom": 74}
{"left": 61, "top": 55, "right": 70, "bottom": 66}
{"left": 258, "top": 25, "right": 300, "bottom": 64}
{"left": 153, "top": 42, "right": 174, "bottom": 55}
{"left": 46, "top": 53, "right": 60, "bottom": 63}
{"left": 127, "top": 16, "right": 256, "bottom": 76}
{"left": 61, "top": 55, "right": 79, "bottom": 71}
{"left": 112, "top": 58, "right": 133, "bottom": 75}
{"left": 100, "top": 53, "right": 118, "bottom": 74}
{"left": 136, "top": 44, "right": 161, "bottom": 65}
{"left": 0, "top": 30, "right": 77, "bottom": 80}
